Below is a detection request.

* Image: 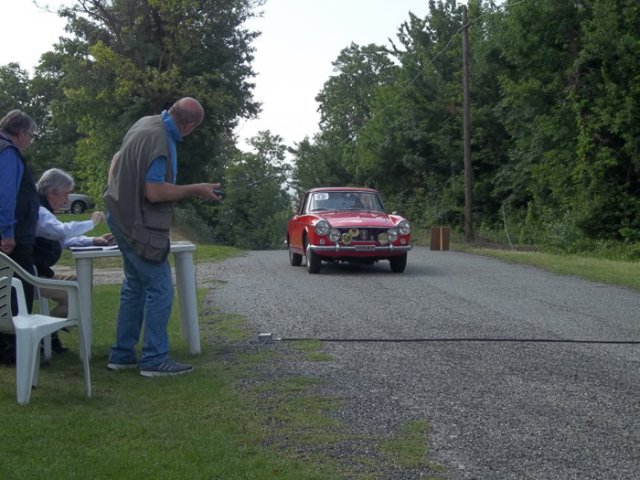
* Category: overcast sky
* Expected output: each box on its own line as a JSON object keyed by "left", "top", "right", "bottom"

{"left": 3, "top": 1, "right": 440, "bottom": 149}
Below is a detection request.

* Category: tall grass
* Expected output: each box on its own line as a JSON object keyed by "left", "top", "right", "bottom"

{"left": 12, "top": 215, "right": 634, "bottom": 478}
{"left": 454, "top": 245, "right": 640, "bottom": 291}
{"left": 0, "top": 284, "right": 339, "bottom": 479}
{"left": 0, "top": 238, "right": 441, "bottom": 479}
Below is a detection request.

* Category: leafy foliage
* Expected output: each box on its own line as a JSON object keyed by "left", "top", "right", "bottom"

{"left": 0, "top": 64, "right": 31, "bottom": 114}
{"left": 289, "top": 0, "right": 640, "bottom": 252}
{"left": 4, "top": 0, "right": 262, "bottom": 200}
{"left": 215, "top": 131, "right": 292, "bottom": 249}
{"left": 2, "top": 0, "right": 640, "bottom": 253}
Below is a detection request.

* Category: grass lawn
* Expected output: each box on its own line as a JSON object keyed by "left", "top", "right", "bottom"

{"left": 455, "top": 243, "right": 640, "bottom": 291}
{"left": 0, "top": 217, "right": 441, "bottom": 479}
{"left": 4, "top": 217, "right": 634, "bottom": 478}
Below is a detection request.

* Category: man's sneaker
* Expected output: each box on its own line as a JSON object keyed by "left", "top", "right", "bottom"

{"left": 140, "top": 359, "right": 193, "bottom": 377}
{"left": 107, "top": 361, "right": 138, "bottom": 371}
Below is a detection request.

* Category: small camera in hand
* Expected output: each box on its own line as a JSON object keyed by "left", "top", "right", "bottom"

{"left": 213, "top": 188, "right": 226, "bottom": 199}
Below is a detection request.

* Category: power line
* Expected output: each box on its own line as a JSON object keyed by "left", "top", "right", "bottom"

{"left": 269, "top": 336, "right": 640, "bottom": 345}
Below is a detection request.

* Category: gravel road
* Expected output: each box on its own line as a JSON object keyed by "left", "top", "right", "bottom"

{"left": 204, "top": 246, "right": 640, "bottom": 479}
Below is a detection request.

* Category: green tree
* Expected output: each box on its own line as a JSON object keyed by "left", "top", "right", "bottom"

{"left": 493, "top": 0, "right": 586, "bottom": 244}
{"left": 0, "top": 62, "right": 65, "bottom": 176}
{"left": 216, "top": 131, "right": 292, "bottom": 249}
{"left": 316, "top": 43, "right": 397, "bottom": 142}
{"left": 356, "top": 1, "right": 468, "bottom": 225}
{"left": 0, "top": 64, "right": 31, "bottom": 114}
{"left": 291, "top": 43, "right": 397, "bottom": 193}
{"left": 5, "top": 0, "right": 640, "bottom": 250}
{"left": 31, "top": 0, "right": 262, "bottom": 201}
{"left": 571, "top": 0, "right": 640, "bottom": 242}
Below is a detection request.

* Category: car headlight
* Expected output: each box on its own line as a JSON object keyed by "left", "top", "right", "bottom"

{"left": 397, "top": 219, "right": 411, "bottom": 235}
{"left": 329, "top": 229, "right": 341, "bottom": 242}
{"left": 314, "top": 220, "right": 330, "bottom": 236}
{"left": 387, "top": 228, "right": 398, "bottom": 242}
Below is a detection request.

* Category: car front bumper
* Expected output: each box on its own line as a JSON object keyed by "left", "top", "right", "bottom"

{"left": 309, "top": 244, "right": 412, "bottom": 255}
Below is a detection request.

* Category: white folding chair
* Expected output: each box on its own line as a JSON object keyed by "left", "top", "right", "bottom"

{"left": 0, "top": 252, "right": 91, "bottom": 405}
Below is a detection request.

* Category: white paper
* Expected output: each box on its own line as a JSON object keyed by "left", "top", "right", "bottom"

{"left": 69, "top": 245, "right": 120, "bottom": 252}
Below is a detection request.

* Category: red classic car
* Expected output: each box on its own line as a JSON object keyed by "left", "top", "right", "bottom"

{"left": 287, "top": 187, "right": 412, "bottom": 273}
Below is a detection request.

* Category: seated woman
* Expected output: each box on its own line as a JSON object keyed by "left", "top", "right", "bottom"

{"left": 34, "top": 168, "right": 113, "bottom": 353}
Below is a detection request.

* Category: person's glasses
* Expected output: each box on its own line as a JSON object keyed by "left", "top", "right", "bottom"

{"left": 24, "top": 131, "right": 38, "bottom": 140}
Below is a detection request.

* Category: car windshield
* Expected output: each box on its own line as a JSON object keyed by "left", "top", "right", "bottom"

{"left": 308, "top": 192, "right": 385, "bottom": 213}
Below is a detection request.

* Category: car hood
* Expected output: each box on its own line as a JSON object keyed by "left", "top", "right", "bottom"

{"left": 319, "top": 211, "right": 397, "bottom": 228}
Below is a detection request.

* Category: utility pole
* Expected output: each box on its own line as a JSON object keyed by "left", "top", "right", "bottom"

{"left": 462, "top": 5, "right": 474, "bottom": 241}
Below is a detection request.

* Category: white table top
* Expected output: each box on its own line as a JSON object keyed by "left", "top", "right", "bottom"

{"left": 71, "top": 241, "right": 195, "bottom": 259}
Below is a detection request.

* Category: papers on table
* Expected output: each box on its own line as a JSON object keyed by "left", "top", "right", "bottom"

{"left": 69, "top": 245, "right": 120, "bottom": 252}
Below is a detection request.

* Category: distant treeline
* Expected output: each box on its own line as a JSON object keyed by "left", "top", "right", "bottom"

{"left": 290, "top": 0, "right": 640, "bottom": 256}
{"left": 2, "top": 0, "right": 638, "bottom": 255}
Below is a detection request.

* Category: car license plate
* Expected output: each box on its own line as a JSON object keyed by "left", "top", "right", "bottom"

{"left": 355, "top": 245, "right": 375, "bottom": 251}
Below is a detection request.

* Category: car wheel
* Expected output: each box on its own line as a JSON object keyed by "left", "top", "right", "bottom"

{"left": 389, "top": 253, "right": 407, "bottom": 273}
{"left": 71, "top": 201, "right": 86, "bottom": 214}
{"left": 305, "top": 244, "right": 321, "bottom": 274}
{"left": 289, "top": 241, "right": 302, "bottom": 266}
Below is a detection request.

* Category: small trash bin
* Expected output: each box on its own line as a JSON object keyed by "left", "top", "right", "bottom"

{"left": 430, "top": 226, "right": 450, "bottom": 251}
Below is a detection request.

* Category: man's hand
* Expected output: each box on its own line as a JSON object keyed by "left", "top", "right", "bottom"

{"left": 145, "top": 182, "right": 223, "bottom": 203}
{"left": 0, "top": 237, "right": 16, "bottom": 255}
{"left": 193, "top": 183, "right": 223, "bottom": 201}
{"left": 91, "top": 211, "right": 105, "bottom": 226}
{"left": 92, "top": 233, "right": 114, "bottom": 246}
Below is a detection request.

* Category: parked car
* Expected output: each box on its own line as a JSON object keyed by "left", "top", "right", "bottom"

{"left": 287, "top": 187, "right": 412, "bottom": 274}
{"left": 58, "top": 193, "right": 95, "bottom": 214}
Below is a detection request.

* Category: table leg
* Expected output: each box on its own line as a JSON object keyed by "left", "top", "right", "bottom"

{"left": 173, "top": 251, "right": 201, "bottom": 354}
{"left": 74, "top": 257, "right": 94, "bottom": 358}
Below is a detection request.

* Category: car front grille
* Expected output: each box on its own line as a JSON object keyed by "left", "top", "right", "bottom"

{"left": 337, "top": 228, "right": 388, "bottom": 243}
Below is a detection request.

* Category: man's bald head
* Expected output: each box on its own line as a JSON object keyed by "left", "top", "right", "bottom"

{"left": 168, "top": 97, "right": 204, "bottom": 136}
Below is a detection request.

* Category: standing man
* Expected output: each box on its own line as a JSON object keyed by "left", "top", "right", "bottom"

{"left": 0, "top": 110, "right": 39, "bottom": 285}
{"left": 104, "top": 97, "right": 222, "bottom": 377}
{"left": 0, "top": 109, "right": 40, "bottom": 364}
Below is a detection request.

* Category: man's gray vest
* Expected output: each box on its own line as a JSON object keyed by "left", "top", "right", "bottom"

{"left": 104, "top": 115, "right": 174, "bottom": 262}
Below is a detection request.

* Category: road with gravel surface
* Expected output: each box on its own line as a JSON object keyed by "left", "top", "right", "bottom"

{"left": 206, "top": 246, "right": 640, "bottom": 479}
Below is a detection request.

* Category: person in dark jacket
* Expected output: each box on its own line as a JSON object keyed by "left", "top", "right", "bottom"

{"left": 0, "top": 109, "right": 39, "bottom": 364}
